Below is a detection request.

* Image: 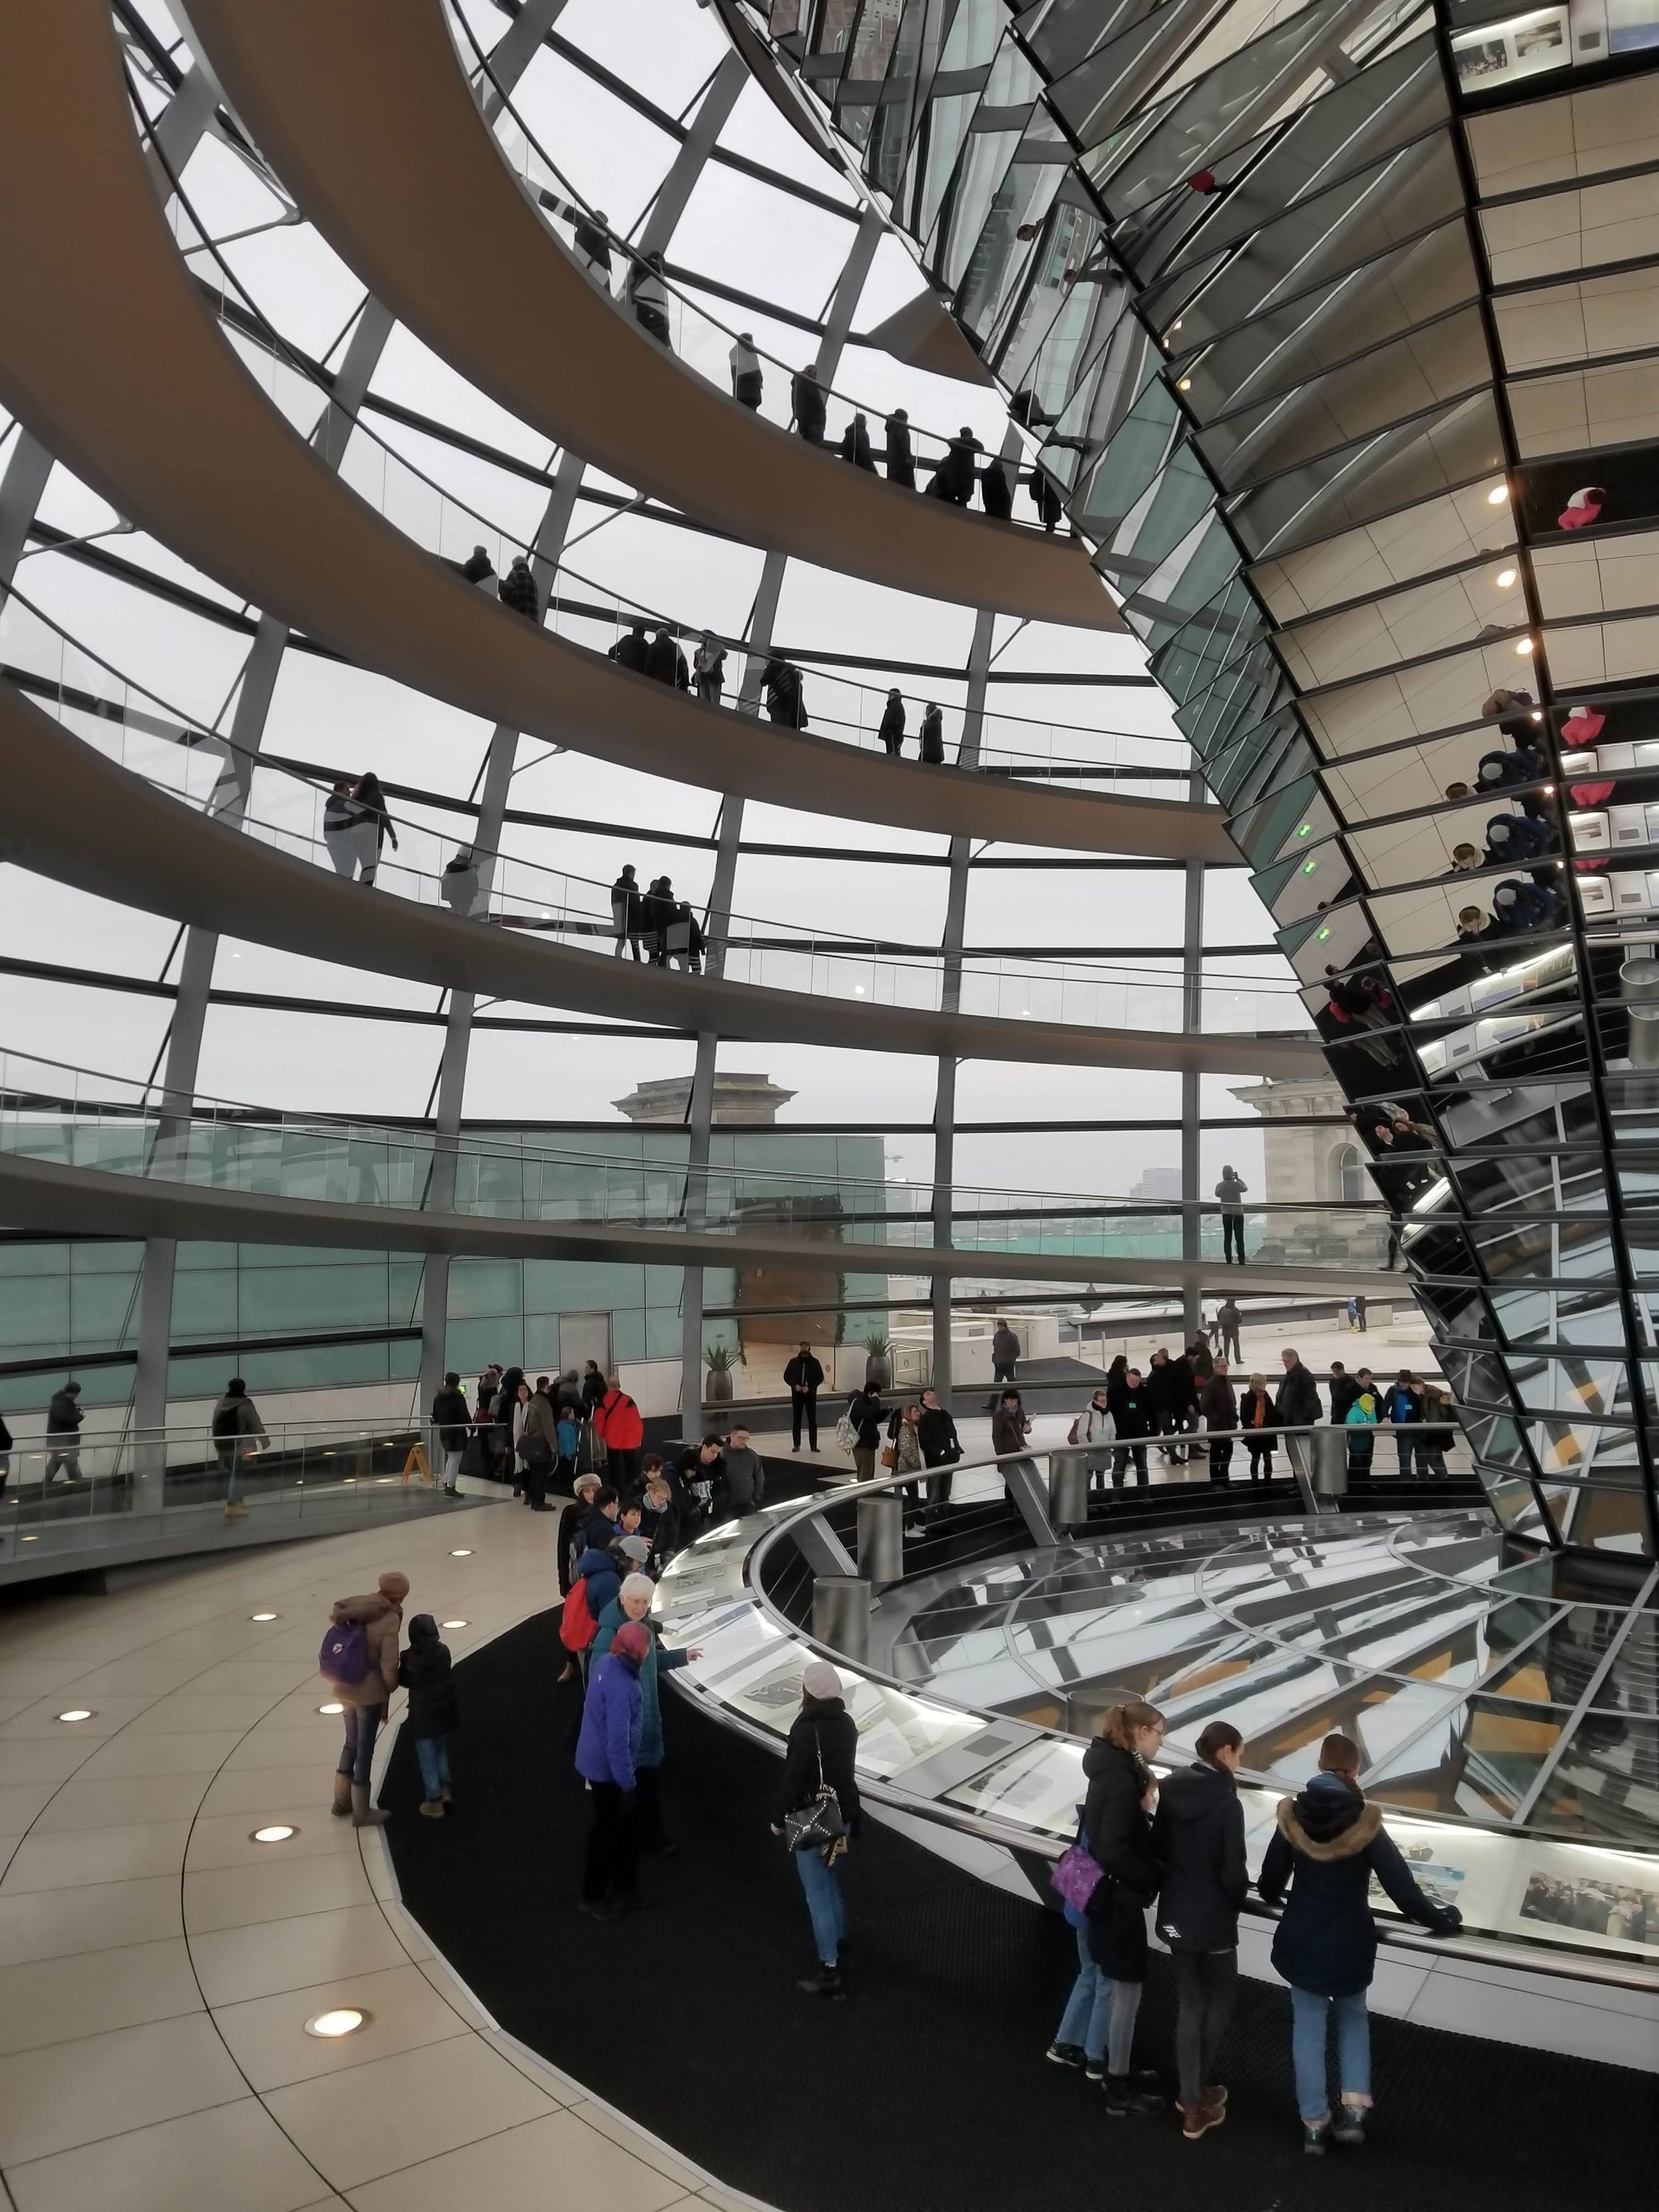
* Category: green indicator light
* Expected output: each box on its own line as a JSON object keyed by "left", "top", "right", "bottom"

{"left": 1316, "top": 926, "right": 1331, "bottom": 941}
{"left": 1301, "top": 858, "right": 1318, "bottom": 875}
{"left": 1296, "top": 823, "right": 1311, "bottom": 838}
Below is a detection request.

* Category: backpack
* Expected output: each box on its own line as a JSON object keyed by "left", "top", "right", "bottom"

{"left": 833, "top": 1412, "right": 859, "bottom": 1453}
{"left": 319, "top": 1617, "right": 369, "bottom": 1684}
{"left": 1066, "top": 1417, "right": 1082, "bottom": 1445}
{"left": 560, "top": 1574, "right": 599, "bottom": 1653}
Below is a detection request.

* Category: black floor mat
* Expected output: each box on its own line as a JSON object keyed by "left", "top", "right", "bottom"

{"left": 386, "top": 1612, "right": 1656, "bottom": 2212}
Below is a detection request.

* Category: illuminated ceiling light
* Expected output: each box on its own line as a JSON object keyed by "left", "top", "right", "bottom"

{"left": 20, "top": 1534, "right": 37, "bottom": 1542}
{"left": 1487, "top": 484, "right": 1509, "bottom": 506}
{"left": 250, "top": 1611, "right": 277, "bottom": 1621}
{"left": 1177, "top": 377, "right": 1192, "bottom": 392}
{"left": 1516, "top": 637, "right": 1535, "bottom": 656}
{"left": 441, "top": 1617, "right": 469, "bottom": 1628}
{"left": 305, "top": 2008, "right": 367, "bottom": 2039}
{"left": 1496, "top": 568, "right": 1518, "bottom": 587}
{"left": 853, "top": 985, "right": 865, "bottom": 994}
{"left": 451, "top": 1548, "right": 473, "bottom": 1557}
{"left": 318, "top": 1700, "right": 344, "bottom": 1715}
{"left": 1169, "top": 318, "right": 1183, "bottom": 332}
{"left": 1530, "top": 711, "right": 1544, "bottom": 722}
{"left": 56, "top": 1709, "right": 94, "bottom": 1723}
{"left": 251, "top": 1824, "right": 295, "bottom": 1844}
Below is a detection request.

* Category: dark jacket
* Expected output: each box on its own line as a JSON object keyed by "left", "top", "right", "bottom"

{"left": 1258, "top": 1775, "right": 1460, "bottom": 1997}
{"left": 431, "top": 1385, "right": 469, "bottom": 1451}
{"left": 991, "top": 1403, "right": 1029, "bottom": 1456}
{"left": 577, "top": 1503, "right": 620, "bottom": 1556}
{"left": 46, "top": 1387, "right": 83, "bottom": 1438}
{"left": 577, "top": 1540, "right": 624, "bottom": 1624}
{"left": 1151, "top": 1759, "right": 1248, "bottom": 1953}
{"left": 1276, "top": 1361, "right": 1322, "bottom": 1428}
{"left": 841, "top": 418, "right": 875, "bottom": 471}
{"left": 1188, "top": 1338, "right": 1214, "bottom": 1383}
{"left": 1081, "top": 1736, "right": 1159, "bottom": 1980}
{"left": 784, "top": 1353, "right": 824, "bottom": 1394}
{"left": 1384, "top": 1382, "right": 1423, "bottom": 1428}
{"left": 762, "top": 658, "right": 808, "bottom": 729}
{"left": 498, "top": 559, "right": 540, "bottom": 621}
{"left": 979, "top": 457, "right": 1013, "bottom": 518}
{"left": 1329, "top": 1372, "right": 1362, "bottom": 1424}
{"left": 991, "top": 1325, "right": 1020, "bottom": 1368}
{"left": 644, "top": 632, "right": 690, "bottom": 689}
{"left": 928, "top": 433, "right": 981, "bottom": 504}
{"left": 791, "top": 370, "right": 826, "bottom": 443}
{"left": 919, "top": 706, "right": 945, "bottom": 764}
{"left": 1198, "top": 1372, "right": 1236, "bottom": 1431}
{"left": 917, "top": 1404, "right": 960, "bottom": 1466}
{"left": 397, "top": 1615, "right": 457, "bottom": 1741}
{"left": 877, "top": 696, "right": 906, "bottom": 754}
{"left": 776, "top": 1694, "right": 861, "bottom": 1830}
{"left": 847, "top": 1391, "right": 883, "bottom": 1450}
{"left": 1239, "top": 1386, "right": 1277, "bottom": 1446}
{"left": 610, "top": 625, "right": 650, "bottom": 673}
{"left": 884, "top": 412, "right": 914, "bottom": 486}
{"left": 1108, "top": 1381, "right": 1152, "bottom": 1439}
{"left": 212, "top": 1386, "right": 267, "bottom": 1445}
{"left": 581, "top": 1368, "right": 607, "bottom": 1412}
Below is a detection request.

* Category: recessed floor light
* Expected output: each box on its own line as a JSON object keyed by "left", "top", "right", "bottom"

{"left": 305, "top": 2007, "right": 367, "bottom": 2038}
{"left": 251, "top": 1824, "right": 295, "bottom": 1844}
{"left": 56, "top": 1710, "right": 94, "bottom": 1723}
{"left": 1487, "top": 484, "right": 1509, "bottom": 506}
{"left": 450, "top": 1548, "right": 473, "bottom": 1557}
{"left": 20, "top": 1534, "right": 37, "bottom": 1542}
{"left": 1496, "top": 567, "right": 1517, "bottom": 587}
{"left": 318, "top": 1700, "right": 344, "bottom": 1716}
{"left": 1516, "top": 637, "right": 1534, "bottom": 655}
{"left": 250, "top": 1611, "right": 277, "bottom": 1621}
{"left": 441, "top": 1618, "right": 469, "bottom": 1629}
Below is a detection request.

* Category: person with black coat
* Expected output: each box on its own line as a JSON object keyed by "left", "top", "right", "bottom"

{"left": 1106, "top": 1366, "right": 1152, "bottom": 1486}
{"left": 918, "top": 703, "right": 946, "bottom": 763}
{"left": 1258, "top": 1733, "right": 1461, "bottom": 2153}
{"left": 877, "top": 688, "right": 906, "bottom": 757}
{"left": 609, "top": 619, "right": 650, "bottom": 674}
{"left": 1152, "top": 1721, "right": 1249, "bottom": 2140}
{"left": 783, "top": 1342, "right": 824, "bottom": 1450}
{"left": 773, "top": 1660, "right": 861, "bottom": 1997}
{"left": 916, "top": 1386, "right": 961, "bottom": 1506}
{"left": 762, "top": 656, "right": 808, "bottom": 729}
{"left": 1145, "top": 1348, "right": 1187, "bottom": 1464}
{"left": 497, "top": 556, "right": 540, "bottom": 624}
{"left": 1079, "top": 1702, "right": 1168, "bottom": 2115}
{"left": 431, "top": 1372, "right": 470, "bottom": 1493}
{"left": 979, "top": 455, "right": 1013, "bottom": 518}
{"left": 1277, "top": 1348, "right": 1323, "bottom": 1489}
{"left": 884, "top": 407, "right": 914, "bottom": 487}
{"left": 840, "top": 411, "right": 877, "bottom": 471}
{"left": 639, "top": 877, "right": 676, "bottom": 964}
{"left": 927, "top": 428, "right": 981, "bottom": 506}
{"left": 1327, "top": 1360, "right": 1360, "bottom": 1426}
{"left": 398, "top": 1614, "right": 459, "bottom": 1817}
{"left": 791, "top": 364, "right": 827, "bottom": 444}
{"left": 644, "top": 626, "right": 689, "bottom": 690}
{"left": 845, "top": 1386, "right": 883, "bottom": 1483}
{"left": 580, "top": 1360, "right": 606, "bottom": 1418}
{"left": 571, "top": 208, "right": 611, "bottom": 285}
{"left": 0, "top": 1408, "right": 11, "bottom": 1495}
{"left": 44, "top": 1379, "right": 84, "bottom": 1483}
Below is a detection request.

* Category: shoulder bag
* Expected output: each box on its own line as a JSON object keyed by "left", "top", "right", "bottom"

{"left": 783, "top": 1726, "right": 846, "bottom": 1854}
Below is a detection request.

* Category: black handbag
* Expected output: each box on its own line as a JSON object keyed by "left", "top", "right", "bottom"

{"left": 783, "top": 1726, "right": 845, "bottom": 1854}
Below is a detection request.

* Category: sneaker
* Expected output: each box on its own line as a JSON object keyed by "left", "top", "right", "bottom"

{"left": 797, "top": 1964, "right": 845, "bottom": 1999}
{"left": 418, "top": 1799, "right": 445, "bottom": 1819}
{"left": 1303, "top": 2120, "right": 1330, "bottom": 2156}
{"left": 1182, "top": 2101, "right": 1222, "bottom": 2142}
{"left": 1084, "top": 2056, "right": 1104, "bottom": 2084}
{"left": 1104, "top": 2077, "right": 1165, "bottom": 2118}
{"left": 1045, "top": 2043, "right": 1085, "bottom": 2072}
{"left": 1175, "top": 2085, "right": 1227, "bottom": 2113}
{"left": 1332, "top": 2107, "right": 1366, "bottom": 2147}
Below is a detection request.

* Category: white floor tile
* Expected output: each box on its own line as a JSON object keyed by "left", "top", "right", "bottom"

{"left": 0, "top": 1696, "right": 159, "bottom": 1741}
{"left": 196, "top": 1763, "right": 336, "bottom": 1819}
{"left": 340, "top": 2110, "right": 691, "bottom": 2212}
{"left": 27, "top": 1771, "right": 212, "bottom": 1834}
{"left": 190, "top": 1903, "right": 411, "bottom": 2008}
{"left": 567, "top": 2099, "right": 708, "bottom": 2191}
{"left": 0, "top": 1876, "right": 182, "bottom": 1967}
{"left": 0, "top": 2012, "right": 246, "bottom": 2166}
{"left": 210, "top": 1962, "right": 470, "bottom": 2091}
{"left": 3, "top": 2095, "right": 328, "bottom": 2212}
{"left": 1, "top": 1820, "right": 195, "bottom": 1895}
{"left": 0, "top": 1739, "right": 100, "bottom": 1788}
{"left": 183, "top": 1852, "right": 376, "bottom": 1933}
{"left": 0, "top": 1937, "right": 202, "bottom": 2055}
{"left": 68, "top": 1730, "right": 245, "bottom": 1780}
{"left": 184, "top": 1805, "right": 360, "bottom": 1874}
{"left": 264, "top": 2031, "right": 560, "bottom": 2190}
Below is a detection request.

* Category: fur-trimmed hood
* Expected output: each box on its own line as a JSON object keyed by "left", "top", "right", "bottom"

{"left": 1275, "top": 1790, "right": 1382, "bottom": 1862}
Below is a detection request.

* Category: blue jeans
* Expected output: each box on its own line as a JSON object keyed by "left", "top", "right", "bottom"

{"left": 1054, "top": 1923, "right": 1140, "bottom": 2069}
{"left": 1290, "top": 1986, "right": 1371, "bottom": 2124}
{"left": 796, "top": 1846, "right": 845, "bottom": 1966}
{"left": 415, "top": 1734, "right": 451, "bottom": 1799}
{"left": 335, "top": 1702, "right": 381, "bottom": 1787}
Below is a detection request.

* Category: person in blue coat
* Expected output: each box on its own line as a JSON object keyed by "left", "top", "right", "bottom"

{"left": 1258, "top": 1734, "right": 1460, "bottom": 2154}
{"left": 593, "top": 1572, "right": 703, "bottom": 1854}
{"left": 574, "top": 1620, "right": 649, "bottom": 1920}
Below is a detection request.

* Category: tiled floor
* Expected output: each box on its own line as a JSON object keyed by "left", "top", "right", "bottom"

{"left": 0, "top": 1505, "right": 781, "bottom": 2211}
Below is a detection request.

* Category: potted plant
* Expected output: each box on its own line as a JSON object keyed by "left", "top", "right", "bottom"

{"left": 862, "top": 1330, "right": 893, "bottom": 1391}
{"left": 704, "top": 1341, "right": 735, "bottom": 1404}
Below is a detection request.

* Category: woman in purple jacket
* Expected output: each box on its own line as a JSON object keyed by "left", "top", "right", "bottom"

{"left": 574, "top": 1621, "right": 648, "bottom": 1921}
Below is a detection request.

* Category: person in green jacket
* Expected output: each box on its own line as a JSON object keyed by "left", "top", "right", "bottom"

{"left": 1343, "top": 1390, "right": 1378, "bottom": 1485}
{"left": 593, "top": 1572, "right": 701, "bottom": 1854}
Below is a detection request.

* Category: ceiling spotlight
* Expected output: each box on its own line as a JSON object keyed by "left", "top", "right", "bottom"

{"left": 853, "top": 985, "right": 865, "bottom": 994}
{"left": 305, "top": 2008, "right": 367, "bottom": 2039}
{"left": 318, "top": 1700, "right": 344, "bottom": 1716}
{"left": 1170, "top": 318, "right": 1183, "bottom": 332}
{"left": 251, "top": 1824, "right": 295, "bottom": 1844}
{"left": 1177, "top": 377, "right": 1192, "bottom": 392}
{"left": 56, "top": 1710, "right": 94, "bottom": 1723}
{"left": 450, "top": 1548, "right": 473, "bottom": 1558}
{"left": 441, "top": 1618, "right": 469, "bottom": 1629}
{"left": 1530, "top": 710, "right": 1544, "bottom": 722}
{"left": 1516, "top": 637, "right": 1535, "bottom": 655}
{"left": 1487, "top": 484, "right": 1509, "bottom": 506}
{"left": 250, "top": 1611, "right": 277, "bottom": 1622}
{"left": 1496, "top": 568, "right": 1517, "bottom": 587}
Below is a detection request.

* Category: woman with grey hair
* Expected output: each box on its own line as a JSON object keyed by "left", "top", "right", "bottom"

{"left": 591, "top": 1571, "right": 701, "bottom": 1854}
{"left": 773, "top": 1660, "right": 861, "bottom": 1998}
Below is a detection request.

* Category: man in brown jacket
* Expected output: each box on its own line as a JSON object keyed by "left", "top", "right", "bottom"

{"left": 326, "top": 1570, "right": 408, "bottom": 1826}
{"left": 1198, "top": 1361, "right": 1238, "bottom": 1485}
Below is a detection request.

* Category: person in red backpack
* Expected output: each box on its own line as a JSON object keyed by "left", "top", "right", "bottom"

{"left": 324, "top": 1570, "right": 407, "bottom": 1826}
{"left": 592, "top": 1376, "right": 644, "bottom": 1492}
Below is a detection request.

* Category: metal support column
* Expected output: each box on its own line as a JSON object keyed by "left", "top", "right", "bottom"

{"left": 1180, "top": 763, "right": 1207, "bottom": 1341}
{"left": 930, "top": 607, "right": 995, "bottom": 1408}
{"left": 638, "top": 51, "right": 751, "bottom": 258}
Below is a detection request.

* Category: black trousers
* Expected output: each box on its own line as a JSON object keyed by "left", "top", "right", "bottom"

{"left": 1208, "top": 1439, "right": 1233, "bottom": 1483}
{"left": 607, "top": 1446, "right": 641, "bottom": 1493}
{"left": 1246, "top": 1441, "right": 1273, "bottom": 1479}
{"left": 582, "top": 1781, "right": 639, "bottom": 1901}
{"left": 926, "top": 1459, "right": 956, "bottom": 1505}
{"left": 1222, "top": 1212, "right": 1244, "bottom": 1262}
{"left": 1174, "top": 1949, "right": 1238, "bottom": 2108}
{"left": 791, "top": 1392, "right": 818, "bottom": 1448}
{"left": 1220, "top": 1325, "right": 1241, "bottom": 1361}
